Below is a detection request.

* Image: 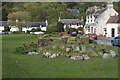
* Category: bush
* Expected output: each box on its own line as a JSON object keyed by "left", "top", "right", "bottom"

{"left": 46, "top": 23, "right": 57, "bottom": 33}
{"left": 26, "top": 30, "right": 31, "bottom": 34}
{"left": 67, "top": 37, "right": 76, "bottom": 42}
{"left": 31, "top": 28, "right": 41, "bottom": 32}
{"left": 12, "top": 31, "right": 25, "bottom": 34}
{"left": 68, "top": 28, "right": 76, "bottom": 34}
{"left": 14, "top": 42, "right": 39, "bottom": 54}
{"left": 48, "top": 34, "right": 61, "bottom": 37}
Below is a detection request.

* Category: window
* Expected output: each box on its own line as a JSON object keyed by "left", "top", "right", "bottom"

{"left": 91, "top": 27, "right": 93, "bottom": 33}
{"left": 88, "top": 26, "right": 90, "bottom": 32}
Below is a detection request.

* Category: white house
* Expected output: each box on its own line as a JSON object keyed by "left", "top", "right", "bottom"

{"left": 58, "top": 17, "right": 84, "bottom": 31}
{"left": 0, "top": 25, "right": 4, "bottom": 32}
{"left": 22, "top": 20, "right": 48, "bottom": 33}
{"left": 105, "top": 15, "right": 120, "bottom": 37}
{"left": 84, "top": 1, "right": 118, "bottom": 37}
{"left": 0, "top": 21, "right": 8, "bottom": 32}
{"left": 9, "top": 20, "right": 48, "bottom": 32}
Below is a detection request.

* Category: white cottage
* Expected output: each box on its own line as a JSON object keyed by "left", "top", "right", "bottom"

{"left": 105, "top": 15, "right": 120, "bottom": 37}
{"left": 84, "top": 1, "right": 118, "bottom": 37}
{"left": 58, "top": 17, "right": 84, "bottom": 30}
{"left": 9, "top": 20, "right": 48, "bottom": 32}
{"left": 0, "top": 21, "right": 8, "bottom": 32}
{"left": 0, "top": 25, "right": 4, "bottom": 32}
{"left": 22, "top": 20, "right": 48, "bottom": 33}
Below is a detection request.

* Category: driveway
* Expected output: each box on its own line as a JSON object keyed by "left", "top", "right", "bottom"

{"left": 96, "top": 37, "right": 112, "bottom": 45}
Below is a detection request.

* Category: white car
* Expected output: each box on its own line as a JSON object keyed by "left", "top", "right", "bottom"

{"left": 30, "top": 31, "right": 44, "bottom": 35}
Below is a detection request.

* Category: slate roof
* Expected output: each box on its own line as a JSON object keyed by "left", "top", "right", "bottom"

{"left": 60, "top": 19, "right": 84, "bottom": 25}
{"left": 31, "top": 22, "right": 46, "bottom": 27}
{"left": 93, "top": 8, "right": 107, "bottom": 18}
{"left": 107, "top": 15, "right": 120, "bottom": 23}
{"left": 94, "top": 8, "right": 107, "bottom": 15}
{"left": 67, "top": 9, "right": 80, "bottom": 16}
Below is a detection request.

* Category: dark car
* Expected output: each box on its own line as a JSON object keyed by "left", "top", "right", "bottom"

{"left": 71, "top": 32, "right": 77, "bottom": 36}
{"left": 111, "top": 35, "right": 120, "bottom": 46}
{"left": 87, "top": 33, "right": 97, "bottom": 40}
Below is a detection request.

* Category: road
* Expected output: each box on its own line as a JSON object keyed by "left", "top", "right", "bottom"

{"left": 96, "top": 37, "right": 112, "bottom": 45}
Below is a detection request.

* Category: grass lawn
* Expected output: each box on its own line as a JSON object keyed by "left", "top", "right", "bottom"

{"left": 2, "top": 34, "right": 118, "bottom": 78}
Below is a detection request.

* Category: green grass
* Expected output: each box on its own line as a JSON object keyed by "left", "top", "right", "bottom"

{"left": 2, "top": 34, "right": 118, "bottom": 78}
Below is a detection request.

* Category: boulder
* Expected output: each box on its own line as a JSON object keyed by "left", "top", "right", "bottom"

{"left": 103, "top": 53, "right": 109, "bottom": 58}
{"left": 66, "top": 48, "right": 71, "bottom": 52}
{"left": 83, "top": 55, "right": 90, "bottom": 60}
{"left": 108, "top": 50, "right": 117, "bottom": 58}
{"left": 70, "top": 56, "right": 83, "bottom": 60}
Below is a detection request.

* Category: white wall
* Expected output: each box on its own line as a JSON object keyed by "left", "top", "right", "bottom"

{"left": 41, "top": 27, "right": 46, "bottom": 31}
{"left": 10, "top": 26, "right": 40, "bottom": 33}
{"left": 106, "top": 23, "right": 118, "bottom": 37}
{"left": 85, "top": 4, "right": 118, "bottom": 36}
{"left": 63, "top": 25, "right": 82, "bottom": 30}
{"left": 10, "top": 26, "right": 19, "bottom": 32}
{"left": 0, "top": 26, "right": 4, "bottom": 32}
{"left": 22, "top": 27, "right": 33, "bottom": 33}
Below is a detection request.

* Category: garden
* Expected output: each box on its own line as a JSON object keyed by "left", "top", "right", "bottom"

{"left": 2, "top": 34, "right": 119, "bottom": 78}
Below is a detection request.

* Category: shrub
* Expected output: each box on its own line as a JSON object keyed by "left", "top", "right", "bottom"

{"left": 68, "top": 28, "right": 76, "bottom": 34}
{"left": 31, "top": 28, "right": 41, "bottom": 32}
{"left": 14, "top": 42, "right": 39, "bottom": 54}
{"left": 12, "top": 31, "right": 25, "bottom": 34}
{"left": 46, "top": 23, "right": 57, "bottom": 33}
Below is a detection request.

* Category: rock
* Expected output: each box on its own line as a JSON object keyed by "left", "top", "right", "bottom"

{"left": 28, "top": 52, "right": 32, "bottom": 55}
{"left": 108, "top": 50, "right": 117, "bottom": 58}
{"left": 72, "top": 45, "right": 75, "bottom": 50}
{"left": 60, "top": 46, "right": 65, "bottom": 50}
{"left": 99, "top": 49, "right": 106, "bottom": 53}
{"left": 66, "top": 54, "right": 72, "bottom": 57}
{"left": 81, "top": 45, "right": 86, "bottom": 52}
{"left": 49, "top": 54, "right": 57, "bottom": 58}
{"left": 98, "top": 51, "right": 104, "bottom": 56}
{"left": 83, "top": 55, "right": 90, "bottom": 60}
{"left": 70, "top": 56, "right": 83, "bottom": 60}
{"left": 103, "top": 53, "right": 109, "bottom": 58}
{"left": 66, "top": 48, "right": 71, "bottom": 52}
{"left": 43, "top": 52, "right": 52, "bottom": 57}
{"left": 91, "top": 52, "right": 97, "bottom": 56}
{"left": 75, "top": 46, "right": 80, "bottom": 51}
{"left": 28, "top": 52, "right": 37, "bottom": 55}
{"left": 52, "top": 45, "right": 56, "bottom": 49}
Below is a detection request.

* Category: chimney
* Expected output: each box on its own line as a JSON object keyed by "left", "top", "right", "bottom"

{"left": 58, "top": 17, "right": 61, "bottom": 22}
{"left": 45, "top": 20, "right": 48, "bottom": 26}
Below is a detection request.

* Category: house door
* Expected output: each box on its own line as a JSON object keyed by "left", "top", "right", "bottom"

{"left": 111, "top": 28, "right": 115, "bottom": 37}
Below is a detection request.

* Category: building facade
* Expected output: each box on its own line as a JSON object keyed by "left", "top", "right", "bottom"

{"left": 58, "top": 17, "right": 84, "bottom": 31}
{"left": 84, "top": 2, "right": 118, "bottom": 37}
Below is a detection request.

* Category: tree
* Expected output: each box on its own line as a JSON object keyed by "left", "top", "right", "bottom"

{"left": 46, "top": 23, "right": 57, "bottom": 33}
{"left": 56, "top": 22, "right": 64, "bottom": 32}
{"left": 68, "top": 28, "right": 76, "bottom": 34}
{"left": 2, "top": 8, "right": 8, "bottom": 21}
{"left": 65, "top": 25, "right": 70, "bottom": 34}
{"left": 7, "top": 11, "right": 31, "bottom": 31}
{"left": 77, "top": 27, "right": 84, "bottom": 34}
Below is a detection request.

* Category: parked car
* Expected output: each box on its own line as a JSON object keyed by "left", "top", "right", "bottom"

{"left": 71, "top": 32, "right": 77, "bottom": 36}
{"left": 87, "top": 33, "right": 97, "bottom": 40}
{"left": 111, "top": 35, "right": 120, "bottom": 46}
{"left": 30, "top": 31, "right": 44, "bottom": 35}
